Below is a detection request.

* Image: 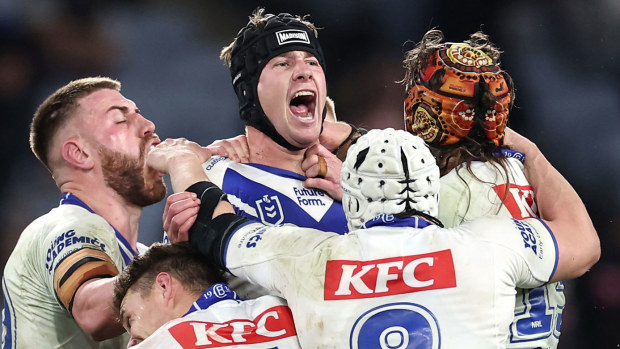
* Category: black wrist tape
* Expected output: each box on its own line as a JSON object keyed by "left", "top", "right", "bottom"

{"left": 186, "top": 181, "right": 229, "bottom": 225}
{"left": 186, "top": 181, "right": 250, "bottom": 268}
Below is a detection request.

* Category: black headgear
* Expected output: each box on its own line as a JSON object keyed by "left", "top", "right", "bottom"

{"left": 229, "top": 12, "right": 327, "bottom": 150}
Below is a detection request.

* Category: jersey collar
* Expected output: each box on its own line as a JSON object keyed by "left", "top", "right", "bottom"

{"left": 362, "top": 214, "right": 435, "bottom": 229}
{"left": 60, "top": 192, "right": 138, "bottom": 265}
{"left": 185, "top": 283, "right": 241, "bottom": 316}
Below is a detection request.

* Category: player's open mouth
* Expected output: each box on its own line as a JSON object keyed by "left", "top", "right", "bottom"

{"left": 289, "top": 90, "right": 316, "bottom": 120}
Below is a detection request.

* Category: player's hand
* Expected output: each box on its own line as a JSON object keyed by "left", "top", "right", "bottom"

{"left": 147, "top": 138, "right": 211, "bottom": 174}
{"left": 163, "top": 192, "right": 200, "bottom": 243}
{"left": 319, "top": 119, "right": 353, "bottom": 152}
{"left": 503, "top": 127, "right": 537, "bottom": 155}
{"left": 302, "top": 143, "right": 343, "bottom": 201}
{"left": 206, "top": 135, "right": 250, "bottom": 163}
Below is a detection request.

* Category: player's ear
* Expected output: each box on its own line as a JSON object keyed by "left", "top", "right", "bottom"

{"left": 155, "top": 272, "right": 174, "bottom": 303}
{"left": 62, "top": 138, "right": 95, "bottom": 170}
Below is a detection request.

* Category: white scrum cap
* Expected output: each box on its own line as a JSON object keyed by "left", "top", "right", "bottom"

{"left": 340, "top": 128, "right": 440, "bottom": 230}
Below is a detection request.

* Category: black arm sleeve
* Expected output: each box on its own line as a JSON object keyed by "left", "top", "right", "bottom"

{"left": 186, "top": 181, "right": 251, "bottom": 268}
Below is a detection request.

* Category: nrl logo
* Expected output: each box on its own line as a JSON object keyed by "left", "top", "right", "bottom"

{"left": 256, "top": 195, "right": 284, "bottom": 225}
{"left": 276, "top": 29, "right": 310, "bottom": 45}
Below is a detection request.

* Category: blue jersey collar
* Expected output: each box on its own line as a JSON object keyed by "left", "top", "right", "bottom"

{"left": 362, "top": 214, "right": 435, "bottom": 229}
{"left": 185, "top": 283, "right": 241, "bottom": 316}
{"left": 60, "top": 192, "right": 138, "bottom": 265}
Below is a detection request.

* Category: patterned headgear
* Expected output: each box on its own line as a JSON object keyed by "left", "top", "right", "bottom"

{"left": 404, "top": 42, "right": 512, "bottom": 146}
{"left": 229, "top": 12, "right": 326, "bottom": 151}
{"left": 340, "top": 128, "right": 440, "bottom": 231}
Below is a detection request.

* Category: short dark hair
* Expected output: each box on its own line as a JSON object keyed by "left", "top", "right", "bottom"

{"left": 29, "top": 76, "right": 121, "bottom": 170}
{"left": 112, "top": 242, "right": 226, "bottom": 313}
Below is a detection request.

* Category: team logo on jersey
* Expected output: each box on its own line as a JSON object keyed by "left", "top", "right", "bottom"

{"left": 256, "top": 195, "right": 285, "bottom": 225}
{"left": 350, "top": 303, "right": 440, "bottom": 349}
{"left": 493, "top": 183, "right": 537, "bottom": 219}
{"left": 168, "top": 305, "right": 297, "bottom": 348}
{"left": 324, "top": 250, "right": 456, "bottom": 300}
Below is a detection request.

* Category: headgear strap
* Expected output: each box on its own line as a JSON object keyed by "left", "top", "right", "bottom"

{"left": 230, "top": 13, "right": 327, "bottom": 151}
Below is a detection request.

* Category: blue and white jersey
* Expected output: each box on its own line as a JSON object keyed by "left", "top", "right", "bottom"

{"left": 439, "top": 151, "right": 565, "bottom": 348}
{"left": 130, "top": 283, "right": 300, "bottom": 348}
{"left": 220, "top": 215, "right": 559, "bottom": 348}
{"left": 203, "top": 156, "right": 347, "bottom": 234}
{"left": 2, "top": 193, "right": 140, "bottom": 349}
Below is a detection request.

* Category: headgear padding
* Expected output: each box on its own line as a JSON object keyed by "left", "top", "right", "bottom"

{"left": 230, "top": 12, "right": 326, "bottom": 150}
{"left": 404, "top": 42, "right": 512, "bottom": 146}
{"left": 340, "top": 128, "right": 440, "bottom": 230}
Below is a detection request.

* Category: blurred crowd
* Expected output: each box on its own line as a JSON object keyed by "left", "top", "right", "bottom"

{"left": 1, "top": 0, "right": 618, "bottom": 346}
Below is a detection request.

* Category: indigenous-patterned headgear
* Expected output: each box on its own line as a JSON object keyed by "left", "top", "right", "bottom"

{"left": 404, "top": 42, "right": 512, "bottom": 146}
{"left": 340, "top": 128, "right": 440, "bottom": 231}
{"left": 229, "top": 12, "right": 326, "bottom": 151}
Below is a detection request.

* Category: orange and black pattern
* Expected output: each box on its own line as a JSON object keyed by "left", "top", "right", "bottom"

{"left": 404, "top": 43, "right": 511, "bottom": 146}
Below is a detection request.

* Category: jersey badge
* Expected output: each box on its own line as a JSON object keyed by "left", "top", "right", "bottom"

{"left": 256, "top": 195, "right": 284, "bottom": 225}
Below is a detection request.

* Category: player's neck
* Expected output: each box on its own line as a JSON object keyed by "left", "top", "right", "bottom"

{"left": 60, "top": 181, "right": 142, "bottom": 249}
{"left": 245, "top": 127, "right": 308, "bottom": 175}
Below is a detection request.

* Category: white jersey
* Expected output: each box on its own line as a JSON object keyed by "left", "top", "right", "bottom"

{"left": 132, "top": 283, "right": 300, "bottom": 348}
{"left": 220, "top": 214, "right": 558, "bottom": 349}
{"left": 2, "top": 193, "right": 142, "bottom": 348}
{"left": 439, "top": 152, "right": 564, "bottom": 348}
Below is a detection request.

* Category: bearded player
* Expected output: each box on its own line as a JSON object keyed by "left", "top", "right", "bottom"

{"left": 2, "top": 77, "right": 166, "bottom": 348}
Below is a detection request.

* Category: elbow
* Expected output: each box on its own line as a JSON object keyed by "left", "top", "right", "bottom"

{"left": 74, "top": 312, "right": 124, "bottom": 342}
{"left": 84, "top": 324, "right": 125, "bottom": 342}
{"left": 585, "top": 236, "right": 601, "bottom": 270}
{"left": 570, "top": 232, "right": 601, "bottom": 279}
{"left": 581, "top": 226, "right": 601, "bottom": 272}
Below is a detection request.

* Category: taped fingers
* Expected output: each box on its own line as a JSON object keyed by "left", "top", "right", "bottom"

{"left": 317, "top": 155, "right": 328, "bottom": 178}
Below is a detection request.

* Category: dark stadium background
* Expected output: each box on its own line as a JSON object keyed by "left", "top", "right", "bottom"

{"left": 1, "top": 0, "right": 618, "bottom": 346}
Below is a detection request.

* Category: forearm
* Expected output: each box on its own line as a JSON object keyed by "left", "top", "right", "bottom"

{"left": 319, "top": 120, "right": 353, "bottom": 152}
{"left": 72, "top": 278, "right": 125, "bottom": 341}
{"left": 168, "top": 157, "right": 210, "bottom": 193}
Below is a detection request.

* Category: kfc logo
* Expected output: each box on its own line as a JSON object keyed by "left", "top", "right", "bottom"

{"left": 324, "top": 250, "right": 456, "bottom": 300}
{"left": 493, "top": 183, "right": 537, "bottom": 219}
{"left": 168, "top": 306, "right": 296, "bottom": 348}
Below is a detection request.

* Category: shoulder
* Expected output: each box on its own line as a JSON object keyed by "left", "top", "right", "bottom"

{"left": 24, "top": 205, "right": 114, "bottom": 247}
{"left": 456, "top": 216, "right": 553, "bottom": 255}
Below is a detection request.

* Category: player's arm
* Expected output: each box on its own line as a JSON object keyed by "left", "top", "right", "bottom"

{"left": 147, "top": 138, "right": 250, "bottom": 267}
{"left": 72, "top": 277, "right": 125, "bottom": 340}
{"left": 320, "top": 119, "right": 368, "bottom": 161}
{"left": 52, "top": 243, "right": 124, "bottom": 340}
{"left": 504, "top": 128, "right": 600, "bottom": 282}
{"left": 147, "top": 138, "right": 234, "bottom": 216}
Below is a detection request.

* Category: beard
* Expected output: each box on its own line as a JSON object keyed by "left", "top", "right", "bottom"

{"left": 98, "top": 140, "right": 167, "bottom": 207}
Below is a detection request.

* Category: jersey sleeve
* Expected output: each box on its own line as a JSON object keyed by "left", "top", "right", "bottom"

{"left": 42, "top": 211, "right": 121, "bottom": 312}
{"left": 223, "top": 222, "right": 334, "bottom": 294}
{"left": 462, "top": 216, "right": 558, "bottom": 288}
{"left": 202, "top": 156, "right": 230, "bottom": 188}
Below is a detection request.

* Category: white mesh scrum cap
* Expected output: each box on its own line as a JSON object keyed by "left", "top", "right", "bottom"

{"left": 340, "top": 128, "right": 440, "bottom": 230}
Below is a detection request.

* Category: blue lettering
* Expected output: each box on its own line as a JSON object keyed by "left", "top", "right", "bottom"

{"left": 72, "top": 236, "right": 86, "bottom": 244}
{"left": 205, "top": 156, "right": 224, "bottom": 171}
